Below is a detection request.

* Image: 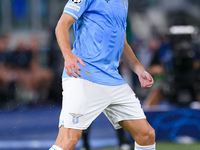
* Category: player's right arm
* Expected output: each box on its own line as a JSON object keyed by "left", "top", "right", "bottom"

{"left": 55, "top": 13, "right": 85, "bottom": 78}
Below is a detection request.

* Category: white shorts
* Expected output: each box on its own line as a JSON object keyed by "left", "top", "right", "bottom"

{"left": 59, "top": 78, "right": 146, "bottom": 130}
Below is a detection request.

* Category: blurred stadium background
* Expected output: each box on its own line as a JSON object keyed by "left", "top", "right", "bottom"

{"left": 0, "top": 0, "right": 200, "bottom": 150}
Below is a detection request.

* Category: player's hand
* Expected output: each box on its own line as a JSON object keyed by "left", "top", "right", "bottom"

{"left": 64, "top": 52, "right": 86, "bottom": 78}
{"left": 138, "top": 71, "right": 154, "bottom": 89}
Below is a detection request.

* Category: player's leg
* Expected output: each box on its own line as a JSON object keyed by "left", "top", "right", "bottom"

{"left": 119, "top": 119, "right": 155, "bottom": 149}
{"left": 49, "top": 126, "right": 82, "bottom": 150}
{"left": 50, "top": 78, "right": 110, "bottom": 150}
{"left": 103, "top": 83, "right": 156, "bottom": 150}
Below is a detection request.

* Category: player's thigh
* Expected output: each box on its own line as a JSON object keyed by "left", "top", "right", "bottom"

{"left": 60, "top": 78, "right": 110, "bottom": 129}
{"left": 104, "top": 84, "right": 146, "bottom": 129}
{"left": 55, "top": 126, "right": 82, "bottom": 148}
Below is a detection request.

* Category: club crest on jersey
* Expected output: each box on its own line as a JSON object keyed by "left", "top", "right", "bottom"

{"left": 69, "top": 113, "right": 83, "bottom": 124}
{"left": 72, "top": 0, "right": 83, "bottom": 4}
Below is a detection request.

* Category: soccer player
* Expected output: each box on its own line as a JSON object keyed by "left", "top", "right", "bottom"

{"left": 50, "top": 0, "right": 156, "bottom": 150}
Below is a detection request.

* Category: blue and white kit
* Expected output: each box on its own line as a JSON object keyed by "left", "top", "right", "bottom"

{"left": 59, "top": 0, "right": 146, "bottom": 130}
{"left": 62, "top": 0, "right": 128, "bottom": 85}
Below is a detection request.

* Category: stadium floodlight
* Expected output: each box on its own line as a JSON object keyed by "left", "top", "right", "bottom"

{"left": 169, "top": 25, "right": 199, "bottom": 35}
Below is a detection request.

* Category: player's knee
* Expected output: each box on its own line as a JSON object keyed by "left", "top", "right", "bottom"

{"left": 136, "top": 128, "right": 155, "bottom": 145}
{"left": 148, "top": 128, "right": 155, "bottom": 143}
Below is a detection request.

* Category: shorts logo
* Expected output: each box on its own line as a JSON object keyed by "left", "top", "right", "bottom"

{"left": 72, "top": 0, "right": 83, "bottom": 4}
{"left": 69, "top": 113, "right": 83, "bottom": 124}
{"left": 66, "top": 3, "right": 80, "bottom": 12}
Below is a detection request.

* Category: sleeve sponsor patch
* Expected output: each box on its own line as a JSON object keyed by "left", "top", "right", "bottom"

{"left": 66, "top": 3, "right": 80, "bottom": 12}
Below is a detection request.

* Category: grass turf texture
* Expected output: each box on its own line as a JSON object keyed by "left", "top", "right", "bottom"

{"left": 95, "top": 142, "right": 200, "bottom": 150}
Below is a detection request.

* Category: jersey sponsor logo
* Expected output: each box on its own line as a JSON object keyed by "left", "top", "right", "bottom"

{"left": 72, "top": 0, "right": 83, "bottom": 4}
{"left": 69, "top": 113, "right": 83, "bottom": 124}
{"left": 121, "top": 0, "right": 127, "bottom": 10}
{"left": 66, "top": 3, "right": 80, "bottom": 12}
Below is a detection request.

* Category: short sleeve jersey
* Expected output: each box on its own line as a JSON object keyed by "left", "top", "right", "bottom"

{"left": 62, "top": 0, "right": 128, "bottom": 85}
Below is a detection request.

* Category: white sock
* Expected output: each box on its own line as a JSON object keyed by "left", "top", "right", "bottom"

{"left": 49, "top": 145, "right": 63, "bottom": 150}
{"left": 135, "top": 142, "right": 156, "bottom": 150}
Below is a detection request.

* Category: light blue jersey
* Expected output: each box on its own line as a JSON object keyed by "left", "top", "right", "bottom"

{"left": 62, "top": 0, "right": 128, "bottom": 85}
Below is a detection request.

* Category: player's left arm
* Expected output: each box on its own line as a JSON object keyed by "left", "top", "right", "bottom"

{"left": 121, "top": 34, "right": 154, "bottom": 88}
